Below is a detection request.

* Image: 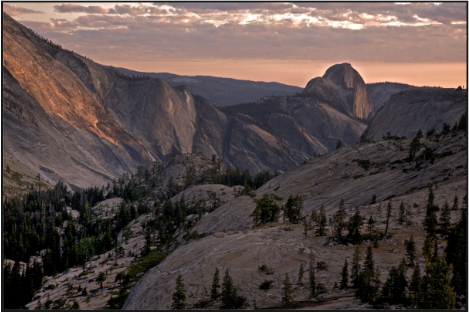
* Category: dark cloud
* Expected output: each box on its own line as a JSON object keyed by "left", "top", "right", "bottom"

{"left": 3, "top": 4, "right": 43, "bottom": 16}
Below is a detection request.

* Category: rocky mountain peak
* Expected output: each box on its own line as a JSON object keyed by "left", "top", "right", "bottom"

{"left": 302, "top": 63, "right": 375, "bottom": 122}
{"left": 323, "top": 62, "right": 356, "bottom": 89}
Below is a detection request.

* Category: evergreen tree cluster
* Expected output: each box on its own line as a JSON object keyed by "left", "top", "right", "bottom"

{"left": 251, "top": 193, "right": 282, "bottom": 226}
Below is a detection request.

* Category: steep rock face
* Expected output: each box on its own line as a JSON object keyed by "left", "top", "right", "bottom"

{"left": 192, "top": 96, "right": 228, "bottom": 158}
{"left": 220, "top": 95, "right": 367, "bottom": 152}
{"left": 303, "top": 63, "right": 375, "bottom": 121}
{"left": 267, "top": 113, "right": 328, "bottom": 156}
{"left": 2, "top": 66, "right": 146, "bottom": 189}
{"left": 364, "top": 89, "right": 467, "bottom": 141}
{"left": 366, "top": 82, "right": 441, "bottom": 111}
{"left": 2, "top": 12, "right": 157, "bottom": 188}
{"left": 103, "top": 80, "right": 197, "bottom": 160}
{"left": 222, "top": 114, "right": 307, "bottom": 173}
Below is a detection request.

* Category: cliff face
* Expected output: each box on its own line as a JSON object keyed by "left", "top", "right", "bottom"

{"left": 364, "top": 88, "right": 467, "bottom": 141}
{"left": 303, "top": 63, "right": 375, "bottom": 121}
{"left": 2, "top": 13, "right": 156, "bottom": 189}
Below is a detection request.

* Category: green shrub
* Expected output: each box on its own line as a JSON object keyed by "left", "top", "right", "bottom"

{"left": 258, "top": 264, "right": 274, "bottom": 275}
{"left": 45, "top": 284, "right": 56, "bottom": 290}
{"left": 183, "top": 231, "right": 209, "bottom": 242}
{"left": 259, "top": 280, "right": 274, "bottom": 290}
{"left": 192, "top": 299, "right": 211, "bottom": 309}
{"left": 352, "top": 159, "right": 371, "bottom": 171}
{"left": 128, "top": 250, "right": 168, "bottom": 281}
{"left": 316, "top": 283, "right": 327, "bottom": 295}
{"left": 316, "top": 261, "right": 328, "bottom": 270}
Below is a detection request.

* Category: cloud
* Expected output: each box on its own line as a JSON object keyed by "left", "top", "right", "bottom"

{"left": 53, "top": 3, "right": 168, "bottom": 16}
{"left": 3, "top": 4, "right": 43, "bottom": 16}
{"left": 12, "top": 2, "right": 466, "bottom": 66}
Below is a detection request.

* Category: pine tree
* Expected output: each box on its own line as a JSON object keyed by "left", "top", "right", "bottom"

{"left": 424, "top": 186, "right": 437, "bottom": 236}
{"left": 347, "top": 207, "right": 365, "bottom": 243}
{"left": 398, "top": 201, "right": 405, "bottom": 225}
{"left": 221, "top": 269, "right": 245, "bottom": 309}
{"left": 298, "top": 263, "right": 304, "bottom": 285}
{"left": 171, "top": 274, "right": 187, "bottom": 310}
{"left": 439, "top": 201, "right": 451, "bottom": 229}
{"left": 413, "top": 254, "right": 456, "bottom": 309}
{"left": 315, "top": 205, "right": 327, "bottom": 236}
{"left": 281, "top": 274, "right": 293, "bottom": 309}
{"left": 422, "top": 236, "right": 433, "bottom": 260}
{"left": 404, "top": 234, "right": 416, "bottom": 266}
{"left": 211, "top": 267, "right": 221, "bottom": 300}
{"left": 336, "top": 139, "right": 343, "bottom": 149}
{"left": 373, "top": 265, "right": 381, "bottom": 298}
{"left": 451, "top": 195, "right": 458, "bottom": 211}
{"left": 355, "top": 246, "right": 377, "bottom": 302}
{"left": 384, "top": 201, "right": 392, "bottom": 238}
{"left": 303, "top": 217, "right": 308, "bottom": 237}
{"left": 310, "top": 208, "right": 318, "bottom": 223}
{"left": 367, "top": 215, "right": 376, "bottom": 235}
{"left": 309, "top": 265, "right": 316, "bottom": 297}
{"left": 285, "top": 195, "right": 303, "bottom": 224}
{"left": 416, "top": 129, "right": 423, "bottom": 139}
{"left": 432, "top": 237, "right": 439, "bottom": 262}
{"left": 350, "top": 245, "right": 361, "bottom": 288}
{"left": 97, "top": 271, "right": 106, "bottom": 289}
{"left": 408, "top": 263, "right": 421, "bottom": 299}
{"left": 142, "top": 226, "right": 152, "bottom": 256}
{"left": 381, "top": 258, "right": 408, "bottom": 304}
{"left": 332, "top": 199, "right": 347, "bottom": 240}
{"left": 363, "top": 245, "right": 375, "bottom": 273}
{"left": 444, "top": 205, "right": 466, "bottom": 295}
{"left": 252, "top": 206, "right": 260, "bottom": 227}
{"left": 340, "top": 259, "right": 348, "bottom": 289}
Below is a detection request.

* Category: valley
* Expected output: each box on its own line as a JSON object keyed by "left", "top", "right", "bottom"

{"left": 2, "top": 9, "right": 467, "bottom": 312}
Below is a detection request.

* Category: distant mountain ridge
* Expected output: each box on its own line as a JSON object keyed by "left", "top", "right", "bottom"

{"left": 366, "top": 82, "right": 442, "bottom": 111}
{"left": 103, "top": 66, "right": 303, "bottom": 106}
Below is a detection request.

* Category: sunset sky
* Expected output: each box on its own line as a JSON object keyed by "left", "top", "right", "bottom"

{"left": 4, "top": 2, "right": 467, "bottom": 88}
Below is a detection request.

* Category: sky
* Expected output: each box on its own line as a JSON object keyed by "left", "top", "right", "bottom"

{"left": 4, "top": 2, "right": 467, "bottom": 87}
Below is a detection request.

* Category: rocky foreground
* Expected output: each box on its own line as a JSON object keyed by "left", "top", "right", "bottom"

{"left": 22, "top": 129, "right": 467, "bottom": 310}
{"left": 124, "top": 132, "right": 466, "bottom": 310}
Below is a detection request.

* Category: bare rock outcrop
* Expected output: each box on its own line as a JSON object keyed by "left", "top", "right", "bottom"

{"left": 366, "top": 82, "right": 442, "bottom": 111}
{"left": 364, "top": 88, "right": 467, "bottom": 142}
{"left": 303, "top": 63, "right": 375, "bottom": 121}
{"left": 123, "top": 133, "right": 466, "bottom": 310}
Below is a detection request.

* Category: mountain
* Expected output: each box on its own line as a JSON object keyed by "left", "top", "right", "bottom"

{"left": 302, "top": 63, "right": 375, "bottom": 121}
{"left": 3, "top": 13, "right": 375, "bottom": 191}
{"left": 104, "top": 66, "right": 303, "bottom": 106}
{"left": 3, "top": 12, "right": 155, "bottom": 191}
{"left": 366, "top": 82, "right": 442, "bottom": 111}
{"left": 364, "top": 88, "right": 467, "bottom": 141}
